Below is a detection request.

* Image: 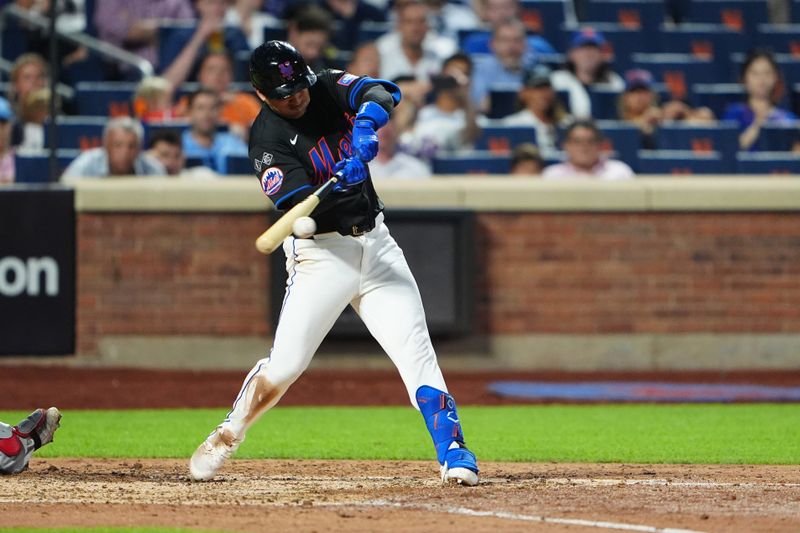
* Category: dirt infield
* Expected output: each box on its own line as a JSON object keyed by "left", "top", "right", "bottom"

{"left": 2, "top": 459, "right": 799, "bottom": 532}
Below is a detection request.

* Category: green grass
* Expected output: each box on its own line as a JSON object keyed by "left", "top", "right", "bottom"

{"left": 2, "top": 404, "right": 798, "bottom": 464}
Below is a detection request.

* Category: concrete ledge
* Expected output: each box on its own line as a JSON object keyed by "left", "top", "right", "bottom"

{"left": 45, "top": 333, "right": 800, "bottom": 371}
{"left": 72, "top": 177, "right": 800, "bottom": 213}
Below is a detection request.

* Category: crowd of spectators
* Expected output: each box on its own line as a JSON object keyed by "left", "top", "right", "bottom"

{"left": 1, "top": 0, "right": 799, "bottom": 184}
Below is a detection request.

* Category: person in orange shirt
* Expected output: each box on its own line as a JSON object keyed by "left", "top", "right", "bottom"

{"left": 175, "top": 52, "right": 261, "bottom": 141}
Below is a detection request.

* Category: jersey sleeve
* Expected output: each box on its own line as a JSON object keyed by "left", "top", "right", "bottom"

{"left": 250, "top": 140, "right": 313, "bottom": 210}
{"left": 318, "top": 69, "right": 401, "bottom": 114}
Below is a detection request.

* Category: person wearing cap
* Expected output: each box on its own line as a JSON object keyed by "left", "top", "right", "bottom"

{"left": 499, "top": 64, "right": 572, "bottom": 158}
{"left": 0, "top": 96, "right": 15, "bottom": 184}
{"left": 551, "top": 28, "right": 624, "bottom": 119}
{"left": 542, "top": 120, "right": 634, "bottom": 181}
{"left": 618, "top": 68, "right": 662, "bottom": 149}
{"left": 509, "top": 142, "right": 545, "bottom": 176}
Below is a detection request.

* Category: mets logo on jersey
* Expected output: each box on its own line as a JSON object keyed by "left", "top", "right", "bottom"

{"left": 261, "top": 167, "right": 284, "bottom": 195}
{"left": 337, "top": 73, "right": 358, "bottom": 86}
{"left": 278, "top": 61, "right": 294, "bottom": 79}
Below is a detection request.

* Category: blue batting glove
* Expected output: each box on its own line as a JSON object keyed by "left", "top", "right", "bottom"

{"left": 351, "top": 101, "right": 389, "bottom": 162}
{"left": 332, "top": 157, "right": 367, "bottom": 192}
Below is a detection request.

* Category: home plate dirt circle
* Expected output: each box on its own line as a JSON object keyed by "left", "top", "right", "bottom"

{"left": 3, "top": 459, "right": 799, "bottom": 532}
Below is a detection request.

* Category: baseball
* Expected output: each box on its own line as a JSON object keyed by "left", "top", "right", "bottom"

{"left": 292, "top": 216, "right": 317, "bottom": 238}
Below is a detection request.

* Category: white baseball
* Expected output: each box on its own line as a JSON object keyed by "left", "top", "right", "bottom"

{"left": 292, "top": 216, "right": 317, "bottom": 238}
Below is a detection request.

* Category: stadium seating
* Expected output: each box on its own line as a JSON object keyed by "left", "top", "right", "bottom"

{"left": 736, "top": 152, "right": 800, "bottom": 174}
{"left": 594, "top": 121, "right": 641, "bottom": 169}
{"left": 14, "top": 150, "right": 80, "bottom": 183}
{"left": 475, "top": 125, "right": 538, "bottom": 153}
{"left": 75, "top": 82, "right": 137, "bottom": 117}
{"left": 561, "top": 23, "right": 655, "bottom": 71}
{"left": 654, "top": 122, "right": 739, "bottom": 172}
{"left": 637, "top": 150, "right": 725, "bottom": 174}
{"left": 730, "top": 52, "right": 800, "bottom": 87}
{"left": 685, "top": 0, "right": 769, "bottom": 32}
{"left": 658, "top": 23, "right": 752, "bottom": 60}
{"left": 226, "top": 155, "right": 254, "bottom": 175}
{"left": 755, "top": 24, "right": 800, "bottom": 58}
{"left": 53, "top": 117, "right": 106, "bottom": 150}
{"left": 520, "top": 0, "right": 571, "bottom": 49}
{"left": 487, "top": 88, "right": 520, "bottom": 119}
{"left": 756, "top": 123, "right": 800, "bottom": 152}
{"left": 143, "top": 122, "right": 190, "bottom": 146}
{"left": 356, "top": 21, "right": 392, "bottom": 46}
{"left": 631, "top": 53, "right": 726, "bottom": 100}
{"left": 690, "top": 83, "right": 746, "bottom": 117}
{"left": 432, "top": 152, "right": 511, "bottom": 174}
{"left": 583, "top": 0, "right": 666, "bottom": 31}
{"left": 587, "top": 87, "right": 623, "bottom": 120}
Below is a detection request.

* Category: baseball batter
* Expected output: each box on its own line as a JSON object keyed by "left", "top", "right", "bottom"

{"left": 0, "top": 407, "right": 61, "bottom": 475}
{"left": 189, "top": 41, "right": 479, "bottom": 486}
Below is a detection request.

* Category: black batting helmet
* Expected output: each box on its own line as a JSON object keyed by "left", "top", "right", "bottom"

{"left": 250, "top": 41, "right": 317, "bottom": 99}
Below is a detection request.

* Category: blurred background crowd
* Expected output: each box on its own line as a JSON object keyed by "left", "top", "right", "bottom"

{"left": 1, "top": 0, "right": 799, "bottom": 184}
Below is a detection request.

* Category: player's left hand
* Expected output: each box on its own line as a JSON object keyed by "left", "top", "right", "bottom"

{"left": 333, "top": 157, "right": 367, "bottom": 191}
{"left": 352, "top": 101, "right": 389, "bottom": 162}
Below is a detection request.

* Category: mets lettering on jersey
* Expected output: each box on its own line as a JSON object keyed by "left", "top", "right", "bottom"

{"left": 261, "top": 167, "right": 284, "bottom": 195}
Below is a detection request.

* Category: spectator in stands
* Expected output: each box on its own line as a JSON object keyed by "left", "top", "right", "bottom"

{"left": 424, "top": 0, "right": 480, "bottom": 42}
{"left": 470, "top": 19, "right": 537, "bottom": 111}
{"left": 182, "top": 87, "right": 248, "bottom": 174}
{"left": 402, "top": 74, "right": 479, "bottom": 160}
{"left": 7, "top": 53, "right": 47, "bottom": 115}
{"left": 347, "top": 42, "right": 381, "bottom": 78}
{"left": 285, "top": 4, "right": 336, "bottom": 72}
{"left": 13, "top": 0, "right": 87, "bottom": 67}
{"left": 463, "top": 0, "right": 556, "bottom": 56}
{"left": 0, "top": 97, "right": 15, "bottom": 185}
{"left": 499, "top": 64, "right": 572, "bottom": 158}
{"left": 146, "top": 130, "right": 186, "bottom": 176}
{"left": 320, "top": 0, "right": 387, "bottom": 52}
{"left": 61, "top": 117, "right": 165, "bottom": 181}
{"left": 543, "top": 120, "right": 634, "bottom": 180}
{"left": 618, "top": 69, "right": 661, "bottom": 149}
{"left": 723, "top": 49, "right": 799, "bottom": 151}
{"left": 376, "top": 0, "right": 457, "bottom": 82}
{"left": 94, "top": 0, "right": 195, "bottom": 70}
{"left": 225, "top": 0, "right": 280, "bottom": 50}
{"left": 133, "top": 77, "right": 178, "bottom": 123}
{"left": 161, "top": 0, "right": 250, "bottom": 88}
{"left": 370, "top": 117, "right": 431, "bottom": 179}
{"left": 175, "top": 52, "right": 261, "bottom": 140}
{"left": 551, "top": 28, "right": 624, "bottom": 119}
{"left": 509, "top": 143, "right": 544, "bottom": 176}
{"left": 391, "top": 75, "right": 429, "bottom": 136}
{"left": 14, "top": 88, "right": 50, "bottom": 153}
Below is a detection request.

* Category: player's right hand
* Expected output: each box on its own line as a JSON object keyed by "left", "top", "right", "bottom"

{"left": 332, "top": 158, "right": 367, "bottom": 191}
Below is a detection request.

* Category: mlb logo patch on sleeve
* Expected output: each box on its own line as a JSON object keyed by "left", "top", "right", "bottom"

{"left": 261, "top": 167, "right": 284, "bottom": 196}
{"left": 337, "top": 73, "right": 358, "bottom": 86}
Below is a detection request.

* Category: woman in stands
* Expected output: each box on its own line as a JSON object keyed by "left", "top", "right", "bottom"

{"left": 723, "top": 49, "right": 798, "bottom": 151}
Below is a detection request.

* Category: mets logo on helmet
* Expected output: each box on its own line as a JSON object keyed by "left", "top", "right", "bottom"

{"left": 278, "top": 61, "right": 294, "bottom": 79}
{"left": 261, "top": 167, "right": 284, "bottom": 195}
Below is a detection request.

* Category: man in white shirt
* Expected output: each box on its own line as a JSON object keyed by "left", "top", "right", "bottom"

{"left": 543, "top": 120, "right": 634, "bottom": 180}
{"left": 370, "top": 118, "right": 431, "bottom": 179}
{"left": 376, "top": 0, "right": 457, "bottom": 82}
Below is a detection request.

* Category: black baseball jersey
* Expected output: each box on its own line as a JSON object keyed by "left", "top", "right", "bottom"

{"left": 249, "top": 70, "right": 399, "bottom": 236}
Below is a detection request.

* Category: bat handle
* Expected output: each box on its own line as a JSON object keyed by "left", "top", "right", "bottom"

{"left": 314, "top": 171, "right": 343, "bottom": 201}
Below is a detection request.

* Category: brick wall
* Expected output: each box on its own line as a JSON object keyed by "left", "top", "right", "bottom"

{"left": 77, "top": 213, "right": 270, "bottom": 354}
{"left": 76, "top": 211, "right": 800, "bottom": 355}
{"left": 475, "top": 212, "right": 800, "bottom": 335}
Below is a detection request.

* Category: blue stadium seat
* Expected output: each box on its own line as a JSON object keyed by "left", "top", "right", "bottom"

{"left": 587, "top": 87, "right": 623, "bottom": 120}
{"left": 54, "top": 117, "right": 106, "bottom": 150}
{"left": 794, "top": 82, "right": 800, "bottom": 116}
{"left": 686, "top": 0, "right": 769, "bottom": 32}
{"left": 356, "top": 21, "right": 391, "bottom": 45}
{"left": 475, "top": 125, "right": 537, "bottom": 153}
{"left": 690, "top": 83, "right": 746, "bottom": 117}
{"left": 583, "top": 0, "right": 666, "bottom": 32}
{"left": 637, "top": 150, "right": 725, "bottom": 174}
{"left": 756, "top": 123, "right": 800, "bottom": 151}
{"left": 631, "top": 53, "right": 727, "bottom": 100}
{"left": 561, "top": 23, "right": 654, "bottom": 71}
{"left": 736, "top": 152, "right": 800, "bottom": 174}
{"left": 520, "top": 0, "right": 570, "bottom": 49}
{"left": 143, "top": 123, "right": 190, "bottom": 146}
{"left": 755, "top": 24, "right": 800, "bottom": 57}
{"left": 488, "top": 88, "right": 519, "bottom": 119}
{"left": 226, "top": 155, "right": 254, "bottom": 175}
{"left": 594, "top": 121, "right": 641, "bottom": 169}
{"left": 659, "top": 23, "right": 752, "bottom": 61}
{"left": 14, "top": 150, "right": 81, "bottom": 183}
{"left": 75, "top": 82, "right": 137, "bottom": 116}
{"left": 432, "top": 152, "right": 511, "bottom": 174}
{"left": 654, "top": 122, "right": 739, "bottom": 172}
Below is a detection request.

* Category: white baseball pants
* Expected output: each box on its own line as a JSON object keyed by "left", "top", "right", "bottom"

{"left": 220, "top": 213, "right": 448, "bottom": 439}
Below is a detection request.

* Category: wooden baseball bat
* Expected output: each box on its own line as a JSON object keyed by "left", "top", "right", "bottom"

{"left": 255, "top": 174, "right": 340, "bottom": 254}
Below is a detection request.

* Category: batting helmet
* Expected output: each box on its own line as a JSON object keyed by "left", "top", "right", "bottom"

{"left": 250, "top": 41, "right": 318, "bottom": 99}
